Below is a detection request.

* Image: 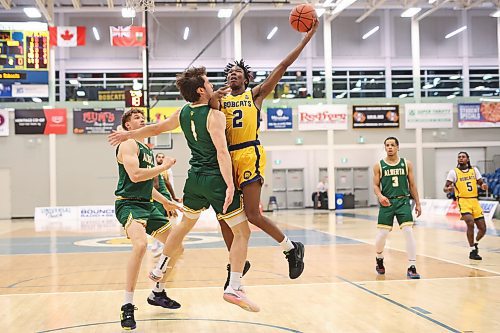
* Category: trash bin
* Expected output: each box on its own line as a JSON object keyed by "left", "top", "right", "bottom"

{"left": 343, "top": 193, "right": 355, "bottom": 209}
{"left": 335, "top": 193, "right": 344, "bottom": 210}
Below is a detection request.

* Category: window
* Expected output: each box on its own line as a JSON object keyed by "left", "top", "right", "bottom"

{"left": 469, "top": 68, "right": 499, "bottom": 97}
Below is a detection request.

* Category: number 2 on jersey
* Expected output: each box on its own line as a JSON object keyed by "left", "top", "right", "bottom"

{"left": 233, "top": 109, "right": 243, "bottom": 128}
{"left": 392, "top": 176, "right": 399, "bottom": 187}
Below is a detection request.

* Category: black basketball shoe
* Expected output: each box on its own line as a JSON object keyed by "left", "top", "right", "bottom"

{"left": 376, "top": 258, "right": 385, "bottom": 275}
{"left": 223, "top": 260, "right": 251, "bottom": 290}
{"left": 469, "top": 243, "right": 482, "bottom": 260}
{"left": 285, "top": 241, "right": 305, "bottom": 279}
{"left": 120, "top": 303, "right": 137, "bottom": 330}
{"left": 147, "top": 290, "right": 181, "bottom": 309}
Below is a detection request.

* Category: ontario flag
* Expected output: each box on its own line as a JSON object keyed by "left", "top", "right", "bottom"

{"left": 49, "top": 26, "right": 86, "bottom": 47}
{"left": 110, "top": 26, "right": 146, "bottom": 47}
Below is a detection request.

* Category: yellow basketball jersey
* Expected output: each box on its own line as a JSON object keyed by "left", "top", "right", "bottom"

{"left": 454, "top": 167, "right": 478, "bottom": 198}
{"left": 220, "top": 90, "right": 260, "bottom": 147}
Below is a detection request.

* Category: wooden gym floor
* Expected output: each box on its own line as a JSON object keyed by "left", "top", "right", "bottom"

{"left": 1, "top": 208, "right": 499, "bottom": 332}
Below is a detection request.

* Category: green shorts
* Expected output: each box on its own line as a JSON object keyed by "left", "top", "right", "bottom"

{"left": 377, "top": 197, "right": 414, "bottom": 230}
{"left": 183, "top": 170, "right": 245, "bottom": 222}
{"left": 153, "top": 191, "right": 172, "bottom": 216}
{"left": 115, "top": 199, "right": 171, "bottom": 237}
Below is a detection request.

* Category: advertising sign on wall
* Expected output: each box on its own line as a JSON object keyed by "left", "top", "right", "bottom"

{"left": 405, "top": 103, "right": 453, "bottom": 128}
{"left": 14, "top": 108, "right": 67, "bottom": 134}
{"left": 458, "top": 103, "right": 500, "bottom": 128}
{"left": 267, "top": 107, "right": 293, "bottom": 130}
{"left": 0, "top": 108, "right": 9, "bottom": 136}
{"left": 73, "top": 108, "right": 124, "bottom": 134}
{"left": 352, "top": 105, "right": 399, "bottom": 128}
{"left": 298, "top": 104, "right": 348, "bottom": 131}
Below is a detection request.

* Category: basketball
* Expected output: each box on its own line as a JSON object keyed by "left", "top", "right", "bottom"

{"left": 289, "top": 4, "right": 317, "bottom": 33}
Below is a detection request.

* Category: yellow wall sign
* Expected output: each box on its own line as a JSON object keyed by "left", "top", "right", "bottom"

{"left": 141, "top": 107, "right": 181, "bottom": 133}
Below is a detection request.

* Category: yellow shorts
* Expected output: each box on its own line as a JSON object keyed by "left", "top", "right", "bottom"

{"left": 230, "top": 145, "right": 266, "bottom": 189}
{"left": 457, "top": 197, "right": 484, "bottom": 219}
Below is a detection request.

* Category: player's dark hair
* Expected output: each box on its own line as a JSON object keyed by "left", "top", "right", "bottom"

{"left": 155, "top": 153, "right": 165, "bottom": 158}
{"left": 384, "top": 136, "right": 399, "bottom": 146}
{"left": 121, "top": 108, "right": 144, "bottom": 131}
{"left": 176, "top": 66, "right": 207, "bottom": 103}
{"left": 224, "top": 59, "right": 253, "bottom": 88}
{"left": 457, "top": 151, "right": 472, "bottom": 169}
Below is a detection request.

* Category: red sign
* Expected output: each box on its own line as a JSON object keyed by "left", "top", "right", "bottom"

{"left": 44, "top": 108, "right": 67, "bottom": 134}
{"left": 110, "top": 26, "right": 146, "bottom": 47}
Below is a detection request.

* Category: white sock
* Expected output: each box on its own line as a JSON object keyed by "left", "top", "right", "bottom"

{"left": 229, "top": 271, "right": 242, "bottom": 290}
{"left": 402, "top": 226, "right": 417, "bottom": 263}
{"left": 375, "top": 229, "right": 390, "bottom": 257}
{"left": 155, "top": 254, "right": 170, "bottom": 273}
{"left": 470, "top": 245, "right": 476, "bottom": 250}
{"left": 124, "top": 291, "right": 134, "bottom": 305}
{"left": 153, "top": 282, "right": 165, "bottom": 293}
{"left": 280, "top": 236, "right": 295, "bottom": 252}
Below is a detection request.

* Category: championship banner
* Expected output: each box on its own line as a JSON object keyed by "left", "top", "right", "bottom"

{"left": 73, "top": 108, "right": 124, "bottom": 134}
{"left": 14, "top": 108, "right": 67, "bottom": 134}
{"left": 298, "top": 104, "right": 348, "bottom": 131}
{"left": 458, "top": 102, "right": 500, "bottom": 128}
{"left": 267, "top": 107, "right": 293, "bottom": 130}
{"left": 149, "top": 107, "right": 182, "bottom": 133}
{"left": 353, "top": 105, "right": 399, "bottom": 128}
{"left": 0, "top": 108, "right": 9, "bottom": 136}
{"left": 405, "top": 103, "right": 453, "bottom": 128}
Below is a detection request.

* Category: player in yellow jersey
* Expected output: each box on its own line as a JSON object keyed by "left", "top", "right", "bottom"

{"left": 211, "top": 20, "right": 319, "bottom": 285}
{"left": 444, "top": 152, "right": 488, "bottom": 260}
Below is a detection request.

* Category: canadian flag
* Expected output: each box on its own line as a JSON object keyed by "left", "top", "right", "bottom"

{"left": 49, "top": 26, "right": 86, "bottom": 47}
{"left": 110, "top": 26, "right": 146, "bottom": 47}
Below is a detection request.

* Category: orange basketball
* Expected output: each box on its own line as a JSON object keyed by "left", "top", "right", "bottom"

{"left": 289, "top": 4, "right": 317, "bottom": 33}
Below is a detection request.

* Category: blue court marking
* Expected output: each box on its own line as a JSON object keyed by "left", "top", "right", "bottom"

{"left": 335, "top": 212, "right": 500, "bottom": 236}
{"left": 412, "top": 307, "right": 432, "bottom": 314}
{"left": 336, "top": 275, "right": 461, "bottom": 333}
{"left": 0, "top": 229, "right": 360, "bottom": 255}
{"left": 36, "top": 318, "right": 302, "bottom": 333}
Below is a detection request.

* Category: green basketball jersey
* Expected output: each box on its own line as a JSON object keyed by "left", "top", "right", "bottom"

{"left": 379, "top": 158, "right": 410, "bottom": 198}
{"left": 115, "top": 141, "right": 155, "bottom": 200}
{"left": 156, "top": 173, "right": 172, "bottom": 201}
{"left": 179, "top": 103, "right": 220, "bottom": 175}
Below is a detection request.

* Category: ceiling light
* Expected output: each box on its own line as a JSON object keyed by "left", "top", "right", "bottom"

{"left": 398, "top": 93, "right": 408, "bottom": 98}
{"left": 483, "top": 74, "right": 493, "bottom": 80}
{"left": 428, "top": 0, "right": 437, "bottom": 3}
{"left": 24, "top": 8, "right": 42, "bottom": 18}
{"left": 362, "top": 26, "right": 380, "bottom": 40}
{"left": 76, "top": 90, "right": 86, "bottom": 97}
{"left": 449, "top": 75, "right": 461, "bottom": 80}
{"left": 422, "top": 83, "right": 433, "bottom": 89}
{"left": 351, "top": 87, "right": 361, "bottom": 92}
{"left": 218, "top": 8, "right": 233, "bottom": 18}
{"left": 122, "top": 7, "right": 136, "bottom": 18}
{"left": 445, "top": 26, "right": 467, "bottom": 39}
{"left": 267, "top": 26, "right": 278, "bottom": 40}
{"left": 32, "top": 97, "right": 42, "bottom": 103}
{"left": 490, "top": 10, "right": 500, "bottom": 18}
{"left": 446, "top": 94, "right": 456, "bottom": 99}
{"left": 69, "top": 79, "right": 79, "bottom": 85}
{"left": 183, "top": 27, "right": 189, "bottom": 40}
{"left": 92, "top": 27, "right": 100, "bottom": 41}
{"left": 401, "top": 8, "right": 422, "bottom": 18}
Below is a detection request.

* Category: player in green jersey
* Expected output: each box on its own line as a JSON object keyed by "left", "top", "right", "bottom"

{"left": 108, "top": 67, "right": 259, "bottom": 312}
{"left": 115, "top": 109, "right": 182, "bottom": 330}
{"left": 373, "top": 137, "right": 422, "bottom": 279}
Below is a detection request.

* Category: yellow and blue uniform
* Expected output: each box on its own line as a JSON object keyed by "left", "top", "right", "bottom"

{"left": 220, "top": 90, "right": 266, "bottom": 188}
{"left": 449, "top": 167, "right": 484, "bottom": 219}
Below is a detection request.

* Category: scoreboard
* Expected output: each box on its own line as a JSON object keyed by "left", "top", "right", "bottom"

{"left": 0, "top": 30, "right": 49, "bottom": 71}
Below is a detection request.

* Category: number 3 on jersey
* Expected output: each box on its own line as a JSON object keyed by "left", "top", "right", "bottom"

{"left": 233, "top": 109, "right": 243, "bottom": 128}
{"left": 392, "top": 176, "right": 399, "bottom": 187}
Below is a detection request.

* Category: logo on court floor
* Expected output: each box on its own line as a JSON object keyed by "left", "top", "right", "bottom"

{"left": 74, "top": 234, "right": 223, "bottom": 248}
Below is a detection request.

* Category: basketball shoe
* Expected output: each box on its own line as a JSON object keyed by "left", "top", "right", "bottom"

{"left": 376, "top": 258, "right": 385, "bottom": 275}
{"left": 285, "top": 241, "right": 305, "bottom": 279}
{"left": 223, "top": 260, "right": 251, "bottom": 290}
{"left": 407, "top": 265, "right": 421, "bottom": 279}
{"left": 223, "top": 285, "right": 260, "bottom": 312}
{"left": 469, "top": 243, "right": 482, "bottom": 260}
{"left": 120, "top": 303, "right": 137, "bottom": 330}
{"left": 147, "top": 290, "right": 181, "bottom": 309}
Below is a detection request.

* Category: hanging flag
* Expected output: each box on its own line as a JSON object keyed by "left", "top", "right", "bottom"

{"left": 49, "top": 26, "right": 86, "bottom": 47}
{"left": 110, "top": 26, "right": 146, "bottom": 47}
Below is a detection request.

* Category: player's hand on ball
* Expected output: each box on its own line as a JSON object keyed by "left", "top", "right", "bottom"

{"left": 305, "top": 19, "right": 319, "bottom": 39}
{"left": 378, "top": 195, "right": 391, "bottom": 207}
{"left": 108, "top": 130, "right": 130, "bottom": 146}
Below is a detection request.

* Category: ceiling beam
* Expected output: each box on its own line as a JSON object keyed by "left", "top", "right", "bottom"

{"left": 107, "top": 0, "right": 114, "bottom": 9}
{"left": 0, "top": 0, "right": 11, "bottom": 10}
{"left": 72, "top": 0, "right": 81, "bottom": 9}
{"left": 416, "top": 0, "right": 451, "bottom": 22}
{"left": 35, "top": 0, "right": 54, "bottom": 24}
{"left": 355, "top": 0, "right": 386, "bottom": 23}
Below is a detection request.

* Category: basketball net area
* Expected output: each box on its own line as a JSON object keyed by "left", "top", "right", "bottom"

{"left": 125, "top": 0, "right": 155, "bottom": 12}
